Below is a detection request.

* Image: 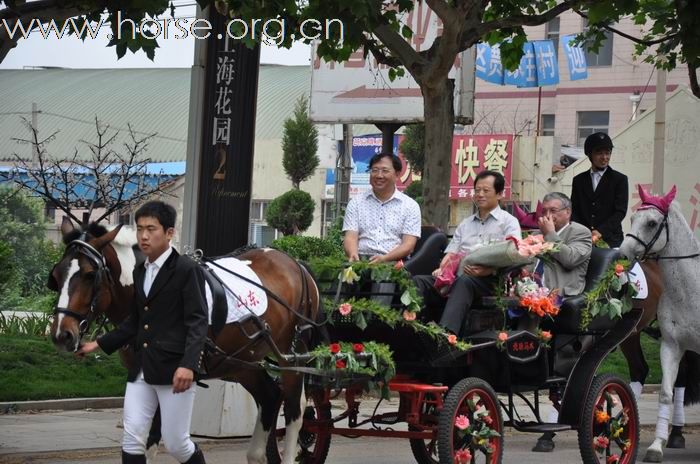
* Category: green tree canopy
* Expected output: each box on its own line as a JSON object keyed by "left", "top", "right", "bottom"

{"left": 266, "top": 189, "right": 315, "bottom": 236}
{"left": 399, "top": 124, "right": 425, "bottom": 176}
{"left": 282, "top": 95, "right": 319, "bottom": 189}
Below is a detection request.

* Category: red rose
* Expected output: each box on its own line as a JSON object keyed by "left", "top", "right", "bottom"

{"left": 335, "top": 359, "right": 346, "bottom": 369}
{"left": 329, "top": 343, "right": 341, "bottom": 354}
{"left": 353, "top": 343, "right": 364, "bottom": 353}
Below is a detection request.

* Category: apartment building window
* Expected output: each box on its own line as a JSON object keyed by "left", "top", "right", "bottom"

{"left": 545, "top": 18, "right": 560, "bottom": 58}
{"left": 583, "top": 19, "right": 613, "bottom": 66}
{"left": 577, "top": 111, "right": 609, "bottom": 146}
{"left": 541, "top": 114, "right": 555, "bottom": 136}
{"left": 249, "top": 200, "right": 280, "bottom": 246}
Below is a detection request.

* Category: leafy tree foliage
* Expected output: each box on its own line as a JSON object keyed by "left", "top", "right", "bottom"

{"left": 266, "top": 189, "right": 315, "bottom": 235}
{"left": 282, "top": 95, "right": 319, "bottom": 189}
{"left": 399, "top": 124, "right": 425, "bottom": 176}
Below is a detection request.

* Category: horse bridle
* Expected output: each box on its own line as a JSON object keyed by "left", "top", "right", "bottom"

{"left": 54, "top": 238, "right": 113, "bottom": 349}
{"left": 625, "top": 210, "right": 700, "bottom": 262}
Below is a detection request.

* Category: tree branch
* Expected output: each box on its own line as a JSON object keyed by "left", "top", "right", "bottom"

{"left": 573, "top": 10, "right": 678, "bottom": 46}
{"left": 475, "top": 0, "right": 582, "bottom": 39}
{"left": 372, "top": 24, "right": 425, "bottom": 76}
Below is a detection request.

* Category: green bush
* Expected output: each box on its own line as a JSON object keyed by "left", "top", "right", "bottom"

{"left": 272, "top": 235, "right": 344, "bottom": 261}
{"left": 266, "top": 189, "right": 316, "bottom": 235}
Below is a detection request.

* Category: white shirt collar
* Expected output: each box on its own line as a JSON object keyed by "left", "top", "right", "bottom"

{"left": 591, "top": 167, "right": 608, "bottom": 176}
{"left": 366, "top": 186, "right": 401, "bottom": 203}
{"left": 472, "top": 204, "right": 503, "bottom": 222}
{"left": 144, "top": 246, "right": 173, "bottom": 270}
{"left": 556, "top": 222, "right": 571, "bottom": 233}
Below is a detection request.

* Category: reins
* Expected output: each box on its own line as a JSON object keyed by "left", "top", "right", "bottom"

{"left": 626, "top": 210, "right": 700, "bottom": 262}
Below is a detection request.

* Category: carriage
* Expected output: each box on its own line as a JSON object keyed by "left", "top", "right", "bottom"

{"left": 267, "top": 234, "right": 642, "bottom": 464}
{"left": 48, "top": 221, "right": 643, "bottom": 464}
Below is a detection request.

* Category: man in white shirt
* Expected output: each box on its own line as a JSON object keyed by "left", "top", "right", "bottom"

{"left": 343, "top": 153, "right": 422, "bottom": 262}
{"left": 413, "top": 170, "right": 522, "bottom": 335}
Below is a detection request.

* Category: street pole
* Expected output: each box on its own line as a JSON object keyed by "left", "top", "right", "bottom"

{"left": 653, "top": 68, "right": 667, "bottom": 194}
{"left": 335, "top": 124, "right": 352, "bottom": 218}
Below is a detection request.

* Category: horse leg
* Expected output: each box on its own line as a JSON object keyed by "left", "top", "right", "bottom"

{"left": 667, "top": 353, "right": 687, "bottom": 449}
{"left": 620, "top": 332, "right": 649, "bottom": 399}
{"left": 278, "top": 373, "right": 306, "bottom": 464}
{"left": 643, "top": 340, "right": 681, "bottom": 463}
{"left": 242, "top": 372, "right": 282, "bottom": 464}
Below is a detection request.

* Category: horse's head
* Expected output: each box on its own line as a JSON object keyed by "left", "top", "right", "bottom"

{"left": 620, "top": 185, "right": 677, "bottom": 261}
{"left": 49, "top": 217, "right": 136, "bottom": 352}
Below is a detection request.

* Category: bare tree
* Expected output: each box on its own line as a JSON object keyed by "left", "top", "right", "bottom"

{"left": 0, "top": 116, "right": 172, "bottom": 226}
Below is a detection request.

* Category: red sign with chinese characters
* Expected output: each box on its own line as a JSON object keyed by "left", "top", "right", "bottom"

{"left": 395, "top": 134, "right": 514, "bottom": 200}
{"left": 450, "top": 134, "right": 514, "bottom": 200}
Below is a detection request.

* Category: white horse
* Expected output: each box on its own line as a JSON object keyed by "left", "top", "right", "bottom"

{"left": 620, "top": 185, "right": 700, "bottom": 462}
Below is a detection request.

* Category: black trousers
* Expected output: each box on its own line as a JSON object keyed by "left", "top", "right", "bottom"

{"left": 413, "top": 274, "right": 496, "bottom": 336}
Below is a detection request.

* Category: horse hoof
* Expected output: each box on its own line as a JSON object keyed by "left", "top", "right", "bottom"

{"left": 531, "top": 437, "right": 555, "bottom": 452}
{"left": 643, "top": 448, "right": 663, "bottom": 462}
{"left": 666, "top": 432, "right": 685, "bottom": 449}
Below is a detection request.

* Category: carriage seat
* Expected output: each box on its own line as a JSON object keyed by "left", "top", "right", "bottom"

{"left": 546, "top": 247, "right": 621, "bottom": 333}
{"left": 404, "top": 226, "right": 448, "bottom": 276}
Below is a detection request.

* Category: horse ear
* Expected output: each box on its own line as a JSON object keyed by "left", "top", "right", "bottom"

{"left": 61, "top": 217, "right": 75, "bottom": 238}
{"left": 512, "top": 203, "right": 527, "bottom": 222}
{"left": 93, "top": 225, "right": 123, "bottom": 250}
{"left": 663, "top": 185, "right": 677, "bottom": 205}
{"left": 637, "top": 184, "right": 652, "bottom": 204}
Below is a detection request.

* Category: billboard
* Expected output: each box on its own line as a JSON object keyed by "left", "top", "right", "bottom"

{"left": 310, "top": 1, "right": 475, "bottom": 124}
{"left": 325, "top": 134, "right": 514, "bottom": 200}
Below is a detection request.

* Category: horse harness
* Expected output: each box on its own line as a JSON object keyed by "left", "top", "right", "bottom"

{"left": 625, "top": 210, "right": 700, "bottom": 262}
{"left": 54, "top": 238, "right": 114, "bottom": 350}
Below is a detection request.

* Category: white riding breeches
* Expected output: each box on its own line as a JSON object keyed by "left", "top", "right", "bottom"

{"left": 122, "top": 371, "right": 197, "bottom": 462}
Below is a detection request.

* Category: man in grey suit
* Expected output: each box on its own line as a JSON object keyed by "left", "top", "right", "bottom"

{"left": 536, "top": 192, "right": 592, "bottom": 296}
{"left": 532, "top": 191, "right": 592, "bottom": 453}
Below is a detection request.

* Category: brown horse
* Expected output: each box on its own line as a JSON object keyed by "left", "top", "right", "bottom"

{"left": 48, "top": 220, "right": 323, "bottom": 464}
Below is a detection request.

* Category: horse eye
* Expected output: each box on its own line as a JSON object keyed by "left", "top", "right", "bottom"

{"left": 647, "top": 220, "right": 657, "bottom": 228}
{"left": 84, "top": 271, "right": 97, "bottom": 279}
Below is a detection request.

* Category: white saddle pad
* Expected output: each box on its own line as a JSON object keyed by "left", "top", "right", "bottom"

{"left": 628, "top": 262, "right": 648, "bottom": 300}
{"left": 204, "top": 257, "right": 268, "bottom": 324}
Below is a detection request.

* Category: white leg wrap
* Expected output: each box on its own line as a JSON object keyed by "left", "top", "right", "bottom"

{"left": 547, "top": 408, "right": 559, "bottom": 423}
{"left": 281, "top": 385, "right": 306, "bottom": 464}
{"left": 247, "top": 409, "right": 268, "bottom": 464}
{"left": 630, "top": 381, "right": 643, "bottom": 400}
{"left": 672, "top": 387, "right": 685, "bottom": 426}
{"left": 655, "top": 402, "right": 672, "bottom": 441}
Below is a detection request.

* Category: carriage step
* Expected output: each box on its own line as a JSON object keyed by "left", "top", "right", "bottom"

{"left": 510, "top": 422, "right": 572, "bottom": 433}
{"left": 388, "top": 379, "right": 448, "bottom": 394}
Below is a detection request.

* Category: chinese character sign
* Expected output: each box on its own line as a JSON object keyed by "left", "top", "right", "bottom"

{"left": 562, "top": 34, "right": 588, "bottom": 81}
{"left": 532, "top": 40, "right": 559, "bottom": 86}
{"left": 450, "top": 134, "right": 514, "bottom": 199}
{"left": 504, "top": 42, "right": 537, "bottom": 88}
{"left": 476, "top": 43, "right": 504, "bottom": 85}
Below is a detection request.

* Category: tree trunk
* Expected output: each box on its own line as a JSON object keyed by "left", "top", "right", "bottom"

{"left": 420, "top": 77, "right": 454, "bottom": 232}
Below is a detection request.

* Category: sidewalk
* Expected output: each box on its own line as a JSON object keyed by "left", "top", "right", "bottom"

{"left": 1, "top": 391, "right": 698, "bottom": 458}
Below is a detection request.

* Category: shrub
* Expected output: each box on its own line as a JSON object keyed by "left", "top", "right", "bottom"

{"left": 272, "top": 235, "right": 343, "bottom": 261}
{"left": 266, "top": 189, "right": 316, "bottom": 235}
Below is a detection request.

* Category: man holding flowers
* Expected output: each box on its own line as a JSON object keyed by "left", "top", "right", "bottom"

{"left": 535, "top": 192, "right": 592, "bottom": 296}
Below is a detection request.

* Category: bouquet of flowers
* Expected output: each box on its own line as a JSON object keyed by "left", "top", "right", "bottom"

{"left": 500, "top": 268, "right": 561, "bottom": 321}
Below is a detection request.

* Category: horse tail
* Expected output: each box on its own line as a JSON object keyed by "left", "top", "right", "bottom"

{"left": 681, "top": 351, "right": 700, "bottom": 406}
{"left": 299, "top": 261, "right": 329, "bottom": 349}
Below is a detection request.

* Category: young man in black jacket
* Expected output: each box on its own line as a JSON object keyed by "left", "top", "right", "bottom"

{"left": 78, "top": 201, "right": 208, "bottom": 464}
{"left": 570, "top": 132, "right": 629, "bottom": 247}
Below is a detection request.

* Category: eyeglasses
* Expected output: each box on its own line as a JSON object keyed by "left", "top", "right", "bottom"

{"left": 369, "top": 168, "right": 393, "bottom": 175}
{"left": 541, "top": 207, "right": 568, "bottom": 214}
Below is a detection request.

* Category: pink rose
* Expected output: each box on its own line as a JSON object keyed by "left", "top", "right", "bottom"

{"left": 454, "top": 449, "right": 472, "bottom": 464}
{"left": 339, "top": 303, "right": 352, "bottom": 316}
{"left": 497, "top": 332, "right": 508, "bottom": 342}
{"left": 594, "top": 435, "right": 609, "bottom": 450}
{"left": 447, "top": 334, "right": 458, "bottom": 345}
{"left": 394, "top": 260, "right": 404, "bottom": 270}
{"left": 455, "top": 414, "right": 470, "bottom": 430}
{"left": 615, "top": 264, "right": 625, "bottom": 276}
{"left": 540, "top": 331, "right": 552, "bottom": 342}
{"left": 403, "top": 311, "right": 417, "bottom": 321}
{"left": 607, "top": 454, "right": 620, "bottom": 464}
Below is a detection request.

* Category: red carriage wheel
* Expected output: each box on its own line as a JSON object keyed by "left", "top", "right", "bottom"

{"left": 409, "top": 391, "right": 442, "bottom": 464}
{"left": 578, "top": 374, "right": 639, "bottom": 464}
{"left": 438, "top": 378, "right": 504, "bottom": 464}
{"left": 266, "top": 387, "right": 332, "bottom": 464}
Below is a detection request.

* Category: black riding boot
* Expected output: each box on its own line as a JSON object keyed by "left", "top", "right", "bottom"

{"left": 121, "top": 450, "right": 147, "bottom": 464}
{"left": 183, "top": 444, "right": 206, "bottom": 464}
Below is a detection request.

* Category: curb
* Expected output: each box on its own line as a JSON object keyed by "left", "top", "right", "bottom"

{"left": 0, "top": 397, "right": 123, "bottom": 413}
{"left": 1, "top": 385, "right": 662, "bottom": 413}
